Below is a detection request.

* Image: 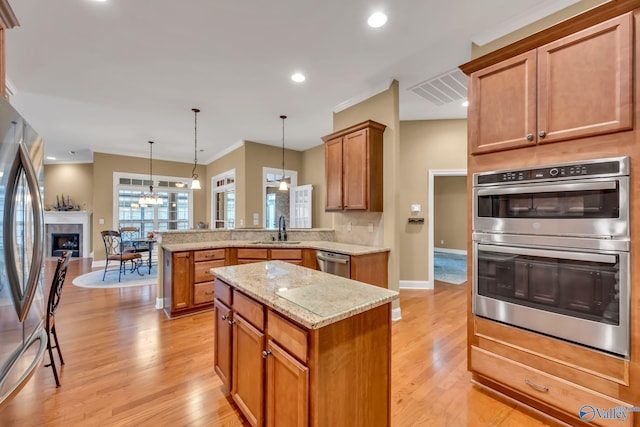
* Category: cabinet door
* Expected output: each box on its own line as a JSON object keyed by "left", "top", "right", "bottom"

{"left": 265, "top": 340, "right": 309, "bottom": 427}
{"left": 232, "top": 314, "right": 265, "bottom": 427}
{"left": 324, "top": 136, "right": 343, "bottom": 211}
{"left": 214, "top": 299, "right": 232, "bottom": 393}
{"left": 171, "top": 252, "right": 191, "bottom": 311}
{"left": 342, "top": 129, "right": 368, "bottom": 210}
{"left": 469, "top": 50, "right": 537, "bottom": 154}
{"left": 537, "top": 13, "right": 632, "bottom": 145}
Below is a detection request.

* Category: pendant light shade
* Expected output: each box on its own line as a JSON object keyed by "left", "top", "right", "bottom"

{"left": 138, "top": 141, "right": 163, "bottom": 205}
{"left": 279, "top": 115, "right": 288, "bottom": 191}
{"left": 191, "top": 108, "right": 201, "bottom": 189}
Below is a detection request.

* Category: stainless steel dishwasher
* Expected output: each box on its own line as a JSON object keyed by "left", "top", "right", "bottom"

{"left": 316, "top": 250, "right": 350, "bottom": 278}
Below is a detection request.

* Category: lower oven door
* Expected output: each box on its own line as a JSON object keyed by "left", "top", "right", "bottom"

{"left": 473, "top": 241, "right": 629, "bottom": 358}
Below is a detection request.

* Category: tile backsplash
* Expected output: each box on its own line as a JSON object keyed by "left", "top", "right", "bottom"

{"left": 333, "top": 212, "right": 383, "bottom": 246}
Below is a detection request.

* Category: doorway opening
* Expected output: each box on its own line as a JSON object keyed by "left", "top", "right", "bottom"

{"left": 428, "top": 169, "right": 467, "bottom": 287}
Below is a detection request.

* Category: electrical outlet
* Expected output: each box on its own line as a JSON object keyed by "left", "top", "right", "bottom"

{"left": 239, "top": 219, "right": 244, "bottom": 226}
{"left": 368, "top": 223, "right": 373, "bottom": 232}
{"left": 347, "top": 222, "right": 352, "bottom": 232}
{"left": 440, "top": 240, "right": 444, "bottom": 245}
{"left": 99, "top": 218, "right": 105, "bottom": 225}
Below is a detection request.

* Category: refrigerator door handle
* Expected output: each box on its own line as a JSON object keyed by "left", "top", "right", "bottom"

{"left": 3, "top": 141, "right": 44, "bottom": 321}
{"left": 0, "top": 327, "right": 47, "bottom": 408}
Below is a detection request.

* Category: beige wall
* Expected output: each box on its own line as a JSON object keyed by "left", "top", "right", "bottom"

{"left": 471, "top": 0, "right": 608, "bottom": 58}
{"left": 299, "top": 144, "right": 331, "bottom": 229}
{"left": 333, "top": 81, "right": 401, "bottom": 304}
{"left": 206, "top": 144, "right": 246, "bottom": 227}
{"left": 92, "top": 152, "right": 205, "bottom": 260}
{"left": 44, "top": 163, "right": 94, "bottom": 211}
{"left": 398, "top": 119, "right": 467, "bottom": 282}
{"left": 434, "top": 176, "right": 467, "bottom": 251}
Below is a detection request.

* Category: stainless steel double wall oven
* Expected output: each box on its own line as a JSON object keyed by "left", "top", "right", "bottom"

{"left": 472, "top": 157, "right": 630, "bottom": 358}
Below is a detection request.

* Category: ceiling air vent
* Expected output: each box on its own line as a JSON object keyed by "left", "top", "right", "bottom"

{"left": 408, "top": 68, "right": 468, "bottom": 106}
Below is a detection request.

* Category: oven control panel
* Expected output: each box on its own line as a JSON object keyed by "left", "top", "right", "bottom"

{"left": 476, "top": 157, "right": 626, "bottom": 185}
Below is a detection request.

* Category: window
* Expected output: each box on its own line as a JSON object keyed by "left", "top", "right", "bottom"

{"left": 262, "top": 167, "right": 297, "bottom": 229}
{"left": 114, "top": 173, "right": 193, "bottom": 233}
{"left": 211, "top": 169, "right": 235, "bottom": 229}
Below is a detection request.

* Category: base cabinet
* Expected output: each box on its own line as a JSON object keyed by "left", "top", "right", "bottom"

{"left": 213, "top": 277, "right": 390, "bottom": 427}
{"left": 213, "top": 299, "right": 232, "bottom": 393}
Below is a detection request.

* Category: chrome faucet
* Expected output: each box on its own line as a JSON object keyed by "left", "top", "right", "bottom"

{"left": 278, "top": 215, "right": 287, "bottom": 241}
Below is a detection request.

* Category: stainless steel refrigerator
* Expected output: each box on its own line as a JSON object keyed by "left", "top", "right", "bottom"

{"left": 0, "top": 96, "right": 46, "bottom": 409}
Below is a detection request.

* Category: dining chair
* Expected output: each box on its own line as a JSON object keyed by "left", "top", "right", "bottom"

{"left": 119, "top": 226, "right": 150, "bottom": 255}
{"left": 45, "top": 250, "right": 72, "bottom": 387}
{"left": 101, "top": 230, "right": 142, "bottom": 281}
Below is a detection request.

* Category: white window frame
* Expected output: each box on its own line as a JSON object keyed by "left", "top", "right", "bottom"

{"left": 112, "top": 172, "right": 195, "bottom": 231}
{"left": 262, "top": 167, "right": 297, "bottom": 229}
{"left": 210, "top": 168, "right": 236, "bottom": 229}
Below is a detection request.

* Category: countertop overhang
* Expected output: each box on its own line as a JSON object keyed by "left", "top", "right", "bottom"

{"left": 211, "top": 261, "right": 398, "bottom": 329}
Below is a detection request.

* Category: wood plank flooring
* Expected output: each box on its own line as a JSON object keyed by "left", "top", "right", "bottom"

{"left": 0, "top": 258, "right": 559, "bottom": 426}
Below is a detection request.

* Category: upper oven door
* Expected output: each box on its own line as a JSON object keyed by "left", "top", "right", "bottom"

{"left": 473, "top": 177, "right": 629, "bottom": 238}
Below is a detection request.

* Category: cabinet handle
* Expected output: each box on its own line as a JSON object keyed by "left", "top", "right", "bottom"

{"left": 221, "top": 314, "right": 228, "bottom": 320}
{"left": 524, "top": 378, "right": 549, "bottom": 393}
{"left": 204, "top": 291, "right": 214, "bottom": 295}
{"left": 262, "top": 350, "right": 272, "bottom": 359}
{"left": 538, "top": 130, "right": 546, "bottom": 138}
{"left": 228, "top": 320, "right": 236, "bottom": 326}
{"left": 526, "top": 134, "right": 534, "bottom": 141}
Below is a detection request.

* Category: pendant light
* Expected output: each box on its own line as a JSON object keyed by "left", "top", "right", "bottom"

{"left": 138, "top": 141, "right": 163, "bottom": 205}
{"left": 191, "top": 108, "right": 201, "bottom": 190}
{"left": 279, "top": 115, "right": 288, "bottom": 191}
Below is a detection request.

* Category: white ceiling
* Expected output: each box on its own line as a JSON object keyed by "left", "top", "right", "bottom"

{"left": 5, "top": 0, "right": 583, "bottom": 165}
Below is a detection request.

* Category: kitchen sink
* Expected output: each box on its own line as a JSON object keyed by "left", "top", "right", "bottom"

{"left": 251, "top": 240, "right": 301, "bottom": 245}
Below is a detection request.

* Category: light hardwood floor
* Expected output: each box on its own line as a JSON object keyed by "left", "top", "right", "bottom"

{"left": 0, "top": 258, "right": 559, "bottom": 426}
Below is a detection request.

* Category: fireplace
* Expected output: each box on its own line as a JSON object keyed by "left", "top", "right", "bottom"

{"left": 44, "top": 211, "right": 92, "bottom": 258}
{"left": 51, "top": 233, "right": 80, "bottom": 257}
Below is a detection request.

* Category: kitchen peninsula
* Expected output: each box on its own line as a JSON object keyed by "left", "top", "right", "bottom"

{"left": 157, "top": 229, "right": 390, "bottom": 318}
{"left": 211, "top": 260, "right": 398, "bottom": 426}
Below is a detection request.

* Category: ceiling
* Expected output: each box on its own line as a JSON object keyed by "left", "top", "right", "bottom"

{"left": 5, "top": 0, "right": 583, "bottom": 165}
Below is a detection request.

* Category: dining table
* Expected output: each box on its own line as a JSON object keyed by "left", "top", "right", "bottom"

{"left": 128, "top": 238, "right": 157, "bottom": 275}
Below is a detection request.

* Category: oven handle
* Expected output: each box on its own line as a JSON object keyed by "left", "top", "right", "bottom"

{"left": 477, "top": 244, "right": 617, "bottom": 264}
{"left": 476, "top": 180, "right": 617, "bottom": 196}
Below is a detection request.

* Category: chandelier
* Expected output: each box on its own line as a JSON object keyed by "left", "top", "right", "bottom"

{"left": 138, "top": 141, "right": 163, "bottom": 205}
{"left": 191, "top": 108, "right": 201, "bottom": 189}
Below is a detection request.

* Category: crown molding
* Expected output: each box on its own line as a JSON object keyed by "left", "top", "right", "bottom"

{"left": 0, "top": 1, "right": 19, "bottom": 29}
{"left": 332, "top": 78, "right": 393, "bottom": 113}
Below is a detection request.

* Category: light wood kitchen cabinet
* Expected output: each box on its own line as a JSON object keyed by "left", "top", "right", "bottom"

{"left": 213, "top": 274, "right": 391, "bottom": 427}
{"left": 163, "top": 251, "right": 191, "bottom": 314}
{"left": 468, "top": 13, "right": 633, "bottom": 155}
{"left": 235, "top": 248, "right": 269, "bottom": 265}
{"left": 351, "top": 252, "right": 388, "bottom": 288}
{"left": 213, "top": 298, "right": 232, "bottom": 393}
{"left": 163, "top": 248, "right": 226, "bottom": 318}
{"left": 322, "top": 120, "right": 386, "bottom": 212}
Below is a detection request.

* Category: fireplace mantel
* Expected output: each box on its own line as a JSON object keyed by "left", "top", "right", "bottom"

{"left": 44, "top": 211, "right": 92, "bottom": 258}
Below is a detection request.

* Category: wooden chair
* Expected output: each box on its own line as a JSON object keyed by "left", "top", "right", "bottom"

{"left": 45, "top": 250, "right": 72, "bottom": 387}
{"left": 101, "top": 230, "right": 142, "bottom": 282}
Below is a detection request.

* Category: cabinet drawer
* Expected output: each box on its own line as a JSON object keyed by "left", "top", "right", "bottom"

{"left": 267, "top": 310, "right": 308, "bottom": 363}
{"left": 270, "top": 249, "right": 302, "bottom": 260}
{"left": 194, "top": 259, "right": 225, "bottom": 283}
{"left": 214, "top": 278, "right": 232, "bottom": 306}
{"left": 471, "top": 346, "right": 634, "bottom": 427}
{"left": 194, "top": 248, "right": 225, "bottom": 262}
{"left": 237, "top": 248, "right": 269, "bottom": 260}
{"left": 233, "top": 291, "right": 264, "bottom": 331}
{"left": 193, "top": 282, "right": 215, "bottom": 305}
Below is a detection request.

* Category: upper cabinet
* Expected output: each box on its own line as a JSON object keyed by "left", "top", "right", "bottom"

{"left": 468, "top": 13, "right": 633, "bottom": 155}
{"left": 322, "top": 120, "right": 386, "bottom": 212}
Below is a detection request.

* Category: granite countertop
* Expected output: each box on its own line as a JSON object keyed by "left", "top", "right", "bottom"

{"left": 211, "top": 261, "right": 398, "bottom": 329}
{"left": 162, "top": 240, "right": 389, "bottom": 256}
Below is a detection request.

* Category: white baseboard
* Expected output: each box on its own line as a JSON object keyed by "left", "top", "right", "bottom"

{"left": 392, "top": 307, "right": 402, "bottom": 321}
{"left": 399, "top": 280, "right": 433, "bottom": 290}
{"left": 435, "top": 247, "right": 467, "bottom": 256}
{"left": 155, "top": 298, "right": 163, "bottom": 310}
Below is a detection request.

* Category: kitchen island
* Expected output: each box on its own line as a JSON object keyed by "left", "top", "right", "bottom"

{"left": 211, "top": 260, "right": 398, "bottom": 427}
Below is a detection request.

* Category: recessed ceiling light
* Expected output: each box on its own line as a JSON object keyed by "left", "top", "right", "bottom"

{"left": 368, "top": 12, "right": 387, "bottom": 28}
{"left": 462, "top": 100, "right": 469, "bottom": 107}
{"left": 291, "top": 73, "right": 306, "bottom": 83}
{"left": 46, "top": 156, "right": 56, "bottom": 160}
